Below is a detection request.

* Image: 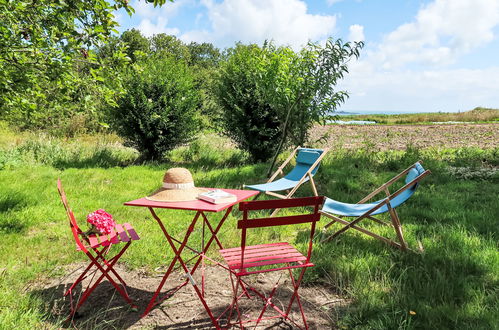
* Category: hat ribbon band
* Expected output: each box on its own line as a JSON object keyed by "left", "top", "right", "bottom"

{"left": 162, "top": 182, "right": 195, "bottom": 189}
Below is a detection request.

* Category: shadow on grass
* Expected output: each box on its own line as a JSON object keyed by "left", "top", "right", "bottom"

{"left": 312, "top": 229, "right": 495, "bottom": 328}
{"left": 52, "top": 149, "right": 138, "bottom": 170}
{"left": 0, "top": 194, "right": 27, "bottom": 213}
{"left": 0, "top": 193, "right": 28, "bottom": 233}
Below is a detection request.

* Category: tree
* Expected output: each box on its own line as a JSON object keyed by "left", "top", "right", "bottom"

{"left": 0, "top": 0, "right": 171, "bottom": 131}
{"left": 187, "top": 42, "right": 221, "bottom": 68}
{"left": 110, "top": 57, "right": 200, "bottom": 160}
{"left": 213, "top": 44, "right": 283, "bottom": 162}
{"left": 151, "top": 34, "right": 190, "bottom": 61}
{"left": 120, "top": 28, "right": 151, "bottom": 62}
{"left": 213, "top": 39, "right": 363, "bottom": 164}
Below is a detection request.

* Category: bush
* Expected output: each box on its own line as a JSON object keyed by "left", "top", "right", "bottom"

{"left": 213, "top": 44, "right": 282, "bottom": 162}
{"left": 110, "top": 58, "right": 200, "bottom": 160}
{"left": 213, "top": 40, "right": 363, "bottom": 163}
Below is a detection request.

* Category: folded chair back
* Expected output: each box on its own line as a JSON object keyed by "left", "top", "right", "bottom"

{"left": 284, "top": 148, "right": 324, "bottom": 181}
{"left": 236, "top": 196, "right": 324, "bottom": 273}
{"left": 57, "top": 179, "right": 87, "bottom": 253}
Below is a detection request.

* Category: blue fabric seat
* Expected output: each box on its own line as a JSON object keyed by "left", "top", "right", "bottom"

{"left": 323, "top": 163, "right": 425, "bottom": 216}
{"left": 320, "top": 162, "right": 429, "bottom": 251}
{"left": 245, "top": 148, "right": 325, "bottom": 193}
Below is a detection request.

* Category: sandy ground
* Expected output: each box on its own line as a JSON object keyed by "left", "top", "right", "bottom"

{"left": 35, "top": 262, "right": 347, "bottom": 329}
{"left": 311, "top": 123, "right": 498, "bottom": 150}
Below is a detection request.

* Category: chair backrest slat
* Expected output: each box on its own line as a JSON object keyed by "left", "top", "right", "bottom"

{"left": 57, "top": 179, "right": 88, "bottom": 253}
{"left": 238, "top": 196, "right": 324, "bottom": 271}
{"left": 238, "top": 213, "right": 321, "bottom": 229}
{"left": 239, "top": 196, "right": 323, "bottom": 211}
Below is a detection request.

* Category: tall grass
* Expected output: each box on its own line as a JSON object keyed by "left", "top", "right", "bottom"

{"left": 340, "top": 107, "right": 499, "bottom": 124}
{"left": 0, "top": 128, "right": 497, "bottom": 329}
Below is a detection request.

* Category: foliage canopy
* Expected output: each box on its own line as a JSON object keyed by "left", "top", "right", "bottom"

{"left": 213, "top": 39, "right": 363, "bottom": 162}
{"left": 110, "top": 57, "right": 200, "bottom": 160}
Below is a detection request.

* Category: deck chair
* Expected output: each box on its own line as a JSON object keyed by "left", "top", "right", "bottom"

{"left": 244, "top": 147, "right": 328, "bottom": 215}
{"left": 219, "top": 196, "right": 324, "bottom": 329}
{"left": 320, "top": 162, "right": 430, "bottom": 251}
{"left": 57, "top": 179, "right": 140, "bottom": 317}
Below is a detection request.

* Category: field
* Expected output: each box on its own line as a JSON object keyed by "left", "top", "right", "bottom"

{"left": 0, "top": 122, "right": 498, "bottom": 329}
{"left": 339, "top": 107, "right": 499, "bottom": 125}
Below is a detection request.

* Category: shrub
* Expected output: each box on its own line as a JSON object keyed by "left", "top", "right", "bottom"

{"left": 212, "top": 44, "right": 282, "bottom": 162}
{"left": 213, "top": 40, "right": 363, "bottom": 163}
{"left": 110, "top": 58, "right": 200, "bottom": 160}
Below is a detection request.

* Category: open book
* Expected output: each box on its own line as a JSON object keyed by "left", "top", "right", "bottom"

{"left": 198, "top": 189, "right": 237, "bottom": 204}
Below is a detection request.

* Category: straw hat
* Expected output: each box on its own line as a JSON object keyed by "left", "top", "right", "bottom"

{"left": 146, "top": 168, "right": 207, "bottom": 202}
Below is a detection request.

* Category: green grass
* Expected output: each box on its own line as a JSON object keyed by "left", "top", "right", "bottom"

{"left": 339, "top": 107, "right": 499, "bottom": 125}
{"left": 0, "top": 129, "right": 498, "bottom": 329}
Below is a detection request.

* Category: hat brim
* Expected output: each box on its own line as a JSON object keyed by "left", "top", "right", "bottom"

{"left": 145, "top": 187, "right": 209, "bottom": 202}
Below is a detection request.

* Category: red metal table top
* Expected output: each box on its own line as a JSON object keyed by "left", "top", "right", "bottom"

{"left": 124, "top": 188, "right": 258, "bottom": 212}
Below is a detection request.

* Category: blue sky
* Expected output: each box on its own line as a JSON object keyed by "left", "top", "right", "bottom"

{"left": 116, "top": 0, "right": 499, "bottom": 113}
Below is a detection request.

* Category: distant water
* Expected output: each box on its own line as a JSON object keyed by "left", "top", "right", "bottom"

{"left": 336, "top": 110, "right": 444, "bottom": 115}
{"left": 331, "top": 119, "right": 376, "bottom": 125}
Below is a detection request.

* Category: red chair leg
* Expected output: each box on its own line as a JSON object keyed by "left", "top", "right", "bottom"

{"left": 70, "top": 243, "right": 135, "bottom": 316}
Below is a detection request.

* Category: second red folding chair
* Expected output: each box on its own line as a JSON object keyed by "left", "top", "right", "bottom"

{"left": 57, "top": 179, "right": 140, "bottom": 317}
{"left": 219, "top": 196, "right": 324, "bottom": 329}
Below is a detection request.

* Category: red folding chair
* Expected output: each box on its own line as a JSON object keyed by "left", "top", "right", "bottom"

{"left": 219, "top": 196, "right": 324, "bottom": 329}
{"left": 57, "top": 179, "right": 140, "bottom": 317}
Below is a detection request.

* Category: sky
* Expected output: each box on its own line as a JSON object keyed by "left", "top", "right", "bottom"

{"left": 116, "top": 0, "right": 499, "bottom": 113}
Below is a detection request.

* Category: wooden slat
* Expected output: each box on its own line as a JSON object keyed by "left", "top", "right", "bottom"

{"left": 88, "top": 235, "right": 100, "bottom": 248}
{"left": 229, "top": 255, "right": 307, "bottom": 270}
{"left": 222, "top": 245, "right": 298, "bottom": 260}
{"left": 226, "top": 251, "right": 305, "bottom": 266}
{"left": 114, "top": 224, "right": 130, "bottom": 242}
{"left": 220, "top": 242, "right": 288, "bottom": 253}
{"left": 108, "top": 228, "right": 120, "bottom": 244}
{"left": 239, "top": 196, "right": 323, "bottom": 211}
{"left": 238, "top": 213, "right": 320, "bottom": 229}
{"left": 223, "top": 245, "right": 300, "bottom": 261}
{"left": 98, "top": 233, "right": 111, "bottom": 246}
{"left": 123, "top": 223, "right": 140, "bottom": 240}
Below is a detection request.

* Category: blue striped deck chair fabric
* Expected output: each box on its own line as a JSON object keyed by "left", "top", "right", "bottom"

{"left": 320, "top": 162, "right": 430, "bottom": 251}
{"left": 244, "top": 147, "right": 328, "bottom": 215}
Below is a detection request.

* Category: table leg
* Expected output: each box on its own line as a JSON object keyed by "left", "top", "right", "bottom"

{"left": 143, "top": 206, "right": 234, "bottom": 329}
{"left": 142, "top": 208, "right": 201, "bottom": 318}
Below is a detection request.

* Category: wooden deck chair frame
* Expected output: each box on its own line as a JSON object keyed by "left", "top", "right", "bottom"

{"left": 246, "top": 146, "right": 328, "bottom": 216}
{"left": 320, "top": 162, "right": 430, "bottom": 251}
{"left": 57, "top": 179, "right": 139, "bottom": 318}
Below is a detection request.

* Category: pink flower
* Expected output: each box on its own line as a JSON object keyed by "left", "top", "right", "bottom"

{"left": 86, "top": 209, "right": 116, "bottom": 235}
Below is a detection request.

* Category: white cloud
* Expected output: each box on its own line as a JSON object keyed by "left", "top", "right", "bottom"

{"left": 131, "top": 0, "right": 190, "bottom": 36}
{"left": 340, "top": 65, "right": 499, "bottom": 112}
{"left": 326, "top": 0, "right": 343, "bottom": 5}
{"left": 180, "top": 0, "right": 337, "bottom": 49}
{"left": 136, "top": 18, "right": 180, "bottom": 37}
{"left": 337, "top": 0, "right": 499, "bottom": 112}
{"left": 373, "top": 0, "right": 499, "bottom": 68}
{"left": 348, "top": 24, "right": 364, "bottom": 42}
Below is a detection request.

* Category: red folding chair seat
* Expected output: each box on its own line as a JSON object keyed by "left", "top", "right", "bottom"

{"left": 57, "top": 179, "right": 140, "bottom": 317}
{"left": 219, "top": 196, "right": 324, "bottom": 329}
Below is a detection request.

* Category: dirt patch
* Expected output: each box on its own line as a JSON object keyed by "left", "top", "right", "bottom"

{"left": 35, "top": 262, "right": 347, "bottom": 329}
{"left": 310, "top": 123, "right": 498, "bottom": 150}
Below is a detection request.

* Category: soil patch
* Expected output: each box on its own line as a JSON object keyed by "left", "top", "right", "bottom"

{"left": 35, "top": 263, "right": 347, "bottom": 329}
{"left": 311, "top": 123, "right": 498, "bottom": 150}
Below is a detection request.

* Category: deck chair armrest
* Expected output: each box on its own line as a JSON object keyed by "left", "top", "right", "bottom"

{"left": 267, "top": 146, "right": 301, "bottom": 183}
{"left": 358, "top": 161, "right": 424, "bottom": 203}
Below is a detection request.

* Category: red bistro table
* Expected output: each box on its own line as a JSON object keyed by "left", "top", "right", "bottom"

{"left": 124, "top": 188, "right": 258, "bottom": 328}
